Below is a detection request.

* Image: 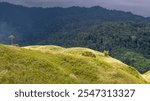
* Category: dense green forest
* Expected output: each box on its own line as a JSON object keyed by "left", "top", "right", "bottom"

{"left": 0, "top": 2, "right": 149, "bottom": 73}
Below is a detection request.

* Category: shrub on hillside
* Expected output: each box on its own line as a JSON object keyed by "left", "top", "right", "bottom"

{"left": 82, "top": 51, "right": 96, "bottom": 58}
{"left": 104, "top": 50, "right": 109, "bottom": 57}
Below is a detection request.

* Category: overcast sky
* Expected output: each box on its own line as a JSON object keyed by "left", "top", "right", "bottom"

{"left": 0, "top": 0, "right": 150, "bottom": 17}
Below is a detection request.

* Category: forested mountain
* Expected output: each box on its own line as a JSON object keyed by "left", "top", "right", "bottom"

{"left": 0, "top": 2, "right": 149, "bottom": 73}
{"left": 0, "top": 2, "right": 145, "bottom": 45}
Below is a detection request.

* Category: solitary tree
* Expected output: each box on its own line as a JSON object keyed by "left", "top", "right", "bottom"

{"left": 103, "top": 50, "right": 109, "bottom": 57}
{"left": 8, "top": 35, "right": 15, "bottom": 45}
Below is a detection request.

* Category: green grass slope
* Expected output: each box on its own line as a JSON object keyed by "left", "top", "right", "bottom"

{"left": 0, "top": 44, "right": 147, "bottom": 84}
{"left": 142, "top": 71, "right": 150, "bottom": 83}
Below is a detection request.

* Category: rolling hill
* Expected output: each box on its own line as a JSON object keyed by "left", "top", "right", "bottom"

{"left": 0, "top": 44, "right": 147, "bottom": 84}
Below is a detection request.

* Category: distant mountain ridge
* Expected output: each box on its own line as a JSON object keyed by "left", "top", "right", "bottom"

{"left": 0, "top": 2, "right": 147, "bottom": 45}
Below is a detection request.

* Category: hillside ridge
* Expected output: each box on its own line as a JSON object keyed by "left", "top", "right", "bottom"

{"left": 0, "top": 44, "right": 147, "bottom": 84}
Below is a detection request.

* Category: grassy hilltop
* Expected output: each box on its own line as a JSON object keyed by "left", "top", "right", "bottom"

{"left": 0, "top": 44, "right": 147, "bottom": 84}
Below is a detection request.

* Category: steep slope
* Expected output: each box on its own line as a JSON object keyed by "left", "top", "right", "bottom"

{"left": 111, "top": 48, "right": 150, "bottom": 74}
{"left": 0, "top": 44, "right": 147, "bottom": 84}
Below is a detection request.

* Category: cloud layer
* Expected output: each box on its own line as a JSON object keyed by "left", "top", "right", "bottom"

{"left": 0, "top": 0, "right": 150, "bottom": 17}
